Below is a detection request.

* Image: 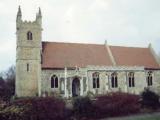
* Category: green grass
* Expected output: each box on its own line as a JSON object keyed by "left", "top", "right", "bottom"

{"left": 130, "top": 116, "right": 160, "bottom": 120}
{"left": 121, "top": 114, "right": 160, "bottom": 120}
{"left": 107, "top": 113, "right": 160, "bottom": 120}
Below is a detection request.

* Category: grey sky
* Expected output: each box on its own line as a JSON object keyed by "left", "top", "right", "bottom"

{"left": 0, "top": 0, "right": 160, "bottom": 71}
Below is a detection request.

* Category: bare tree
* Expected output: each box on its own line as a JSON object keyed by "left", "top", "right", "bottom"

{"left": 3, "top": 66, "right": 15, "bottom": 81}
{"left": 0, "top": 65, "right": 15, "bottom": 101}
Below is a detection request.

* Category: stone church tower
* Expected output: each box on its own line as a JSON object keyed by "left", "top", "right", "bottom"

{"left": 16, "top": 6, "right": 42, "bottom": 97}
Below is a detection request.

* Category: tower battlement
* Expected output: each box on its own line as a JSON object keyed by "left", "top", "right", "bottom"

{"left": 16, "top": 6, "right": 42, "bottom": 28}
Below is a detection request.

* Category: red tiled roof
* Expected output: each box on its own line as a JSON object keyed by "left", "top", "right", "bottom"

{"left": 41, "top": 42, "right": 160, "bottom": 69}
{"left": 42, "top": 42, "right": 113, "bottom": 68}
{"left": 110, "top": 46, "right": 159, "bottom": 69}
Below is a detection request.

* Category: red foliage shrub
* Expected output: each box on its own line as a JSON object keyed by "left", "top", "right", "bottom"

{"left": 1, "top": 97, "right": 66, "bottom": 120}
{"left": 94, "top": 92, "right": 141, "bottom": 118}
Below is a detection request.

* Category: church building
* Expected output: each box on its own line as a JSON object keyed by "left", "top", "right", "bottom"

{"left": 15, "top": 7, "right": 160, "bottom": 97}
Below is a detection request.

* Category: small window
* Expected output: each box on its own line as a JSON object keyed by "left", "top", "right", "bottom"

{"left": 27, "top": 63, "right": 29, "bottom": 72}
{"left": 60, "top": 78, "right": 65, "bottom": 94}
{"left": 27, "top": 31, "right": 33, "bottom": 40}
{"left": 51, "top": 75, "right": 58, "bottom": 88}
{"left": 128, "top": 72, "right": 135, "bottom": 87}
{"left": 92, "top": 72, "right": 100, "bottom": 88}
{"left": 41, "top": 53, "right": 43, "bottom": 64}
{"left": 111, "top": 72, "right": 118, "bottom": 88}
{"left": 147, "top": 71, "right": 153, "bottom": 86}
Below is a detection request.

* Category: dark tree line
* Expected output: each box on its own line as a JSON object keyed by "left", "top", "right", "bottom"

{"left": 0, "top": 66, "right": 15, "bottom": 101}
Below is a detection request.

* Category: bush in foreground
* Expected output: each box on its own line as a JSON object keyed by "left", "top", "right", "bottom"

{"left": 0, "top": 97, "right": 66, "bottom": 120}
{"left": 141, "top": 89, "right": 160, "bottom": 109}
{"left": 94, "top": 92, "right": 141, "bottom": 118}
{"left": 0, "top": 103, "right": 30, "bottom": 120}
{"left": 72, "top": 96, "right": 95, "bottom": 119}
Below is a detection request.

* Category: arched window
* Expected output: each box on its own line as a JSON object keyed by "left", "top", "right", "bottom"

{"left": 92, "top": 72, "right": 100, "bottom": 88}
{"left": 147, "top": 71, "right": 153, "bottom": 86}
{"left": 51, "top": 75, "right": 58, "bottom": 88}
{"left": 27, "top": 31, "right": 33, "bottom": 40}
{"left": 111, "top": 72, "right": 118, "bottom": 88}
{"left": 128, "top": 72, "right": 135, "bottom": 87}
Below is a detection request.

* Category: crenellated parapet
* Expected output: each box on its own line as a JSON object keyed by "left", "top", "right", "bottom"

{"left": 86, "top": 65, "right": 145, "bottom": 71}
{"left": 18, "top": 21, "right": 42, "bottom": 31}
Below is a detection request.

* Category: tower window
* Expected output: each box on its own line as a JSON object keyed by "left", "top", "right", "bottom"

{"left": 51, "top": 75, "right": 58, "bottom": 88}
{"left": 111, "top": 72, "right": 118, "bottom": 88}
{"left": 27, "top": 63, "right": 29, "bottom": 72}
{"left": 27, "top": 31, "right": 33, "bottom": 40}
{"left": 147, "top": 71, "right": 153, "bottom": 86}
{"left": 92, "top": 72, "right": 100, "bottom": 88}
{"left": 128, "top": 72, "right": 135, "bottom": 87}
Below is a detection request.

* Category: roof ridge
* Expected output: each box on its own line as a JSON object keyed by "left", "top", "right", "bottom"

{"left": 42, "top": 41, "right": 149, "bottom": 49}
{"left": 42, "top": 41, "right": 105, "bottom": 46}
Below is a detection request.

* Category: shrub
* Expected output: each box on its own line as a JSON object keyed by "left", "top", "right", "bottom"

{"left": 72, "top": 96, "right": 95, "bottom": 119}
{"left": 0, "top": 97, "right": 66, "bottom": 120}
{"left": 0, "top": 99, "right": 7, "bottom": 111}
{"left": 94, "top": 92, "right": 141, "bottom": 118}
{"left": 141, "top": 89, "right": 160, "bottom": 109}
{"left": 0, "top": 104, "right": 30, "bottom": 120}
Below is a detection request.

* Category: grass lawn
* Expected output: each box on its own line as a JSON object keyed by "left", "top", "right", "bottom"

{"left": 105, "top": 112, "right": 160, "bottom": 120}
{"left": 127, "top": 116, "right": 160, "bottom": 120}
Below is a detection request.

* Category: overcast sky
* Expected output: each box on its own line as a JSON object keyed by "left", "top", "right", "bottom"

{"left": 0, "top": 0, "right": 160, "bottom": 72}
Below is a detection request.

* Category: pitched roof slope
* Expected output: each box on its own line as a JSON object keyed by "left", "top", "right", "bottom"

{"left": 42, "top": 42, "right": 113, "bottom": 68}
{"left": 110, "top": 46, "right": 159, "bottom": 69}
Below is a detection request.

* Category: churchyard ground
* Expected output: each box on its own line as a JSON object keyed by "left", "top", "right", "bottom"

{"left": 103, "top": 112, "right": 160, "bottom": 120}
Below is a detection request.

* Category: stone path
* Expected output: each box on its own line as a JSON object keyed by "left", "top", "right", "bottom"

{"left": 101, "top": 112, "right": 160, "bottom": 120}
